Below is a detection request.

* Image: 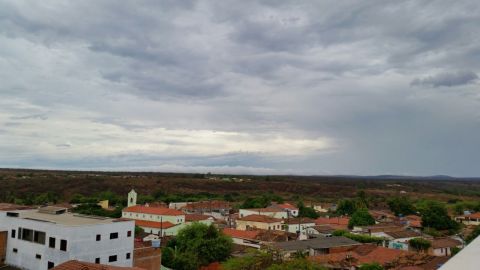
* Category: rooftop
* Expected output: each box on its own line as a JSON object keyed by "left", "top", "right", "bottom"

{"left": 134, "top": 219, "right": 176, "bottom": 229}
{"left": 385, "top": 230, "right": 422, "bottom": 239}
{"left": 123, "top": 205, "right": 184, "bottom": 216}
{"left": 52, "top": 260, "right": 144, "bottom": 270}
{"left": 223, "top": 228, "right": 260, "bottom": 240}
{"left": 242, "top": 207, "right": 286, "bottom": 213}
{"left": 283, "top": 217, "right": 316, "bottom": 224}
{"left": 5, "top": 208, "right": 130, "bottom": 226}
{"left": 271, "top": 236, "right": 360, "bottom": 251}
{"left": 431, "top": 237, "right": 462, "bottom": 249}
{"left": 315, "top": 217, "right": 349, "bottom": 226}
{"left": 185, "top": 214, "right": 213, "bottom": 222}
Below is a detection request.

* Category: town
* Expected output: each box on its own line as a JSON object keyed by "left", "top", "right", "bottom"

{"left": 1, "top": 179, "right": 479, "bottom": 270}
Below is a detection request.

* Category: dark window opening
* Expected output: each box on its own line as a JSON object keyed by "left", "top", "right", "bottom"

{"left": 60, "top": 239, "right": 67, "bottom": 251}
{"left": 110, "top": 232, "right": 118, "bottom": 239}
{"left": 127, "top": 231, "right": 132, "bottom": 237}
{"left": 11, "top": 229, "right": 15, "bottom": 238}
{"left": 13, "top": 248, "right": 18, "bottom": 253}
{"left": 108, "top": 255, "right": 117, "bottom": 262}
{"left": 48, "top": 262, "right": 55, "bottom": 269}
{"left": 34, "top": 231, "right": 46, "bottom": 244}
{"left": 35, "top": 254, "right": 41, "bottom": 259}
{"left": 95, "top": 258, "right": 100, "bottom": 264}
{"left": 49, "top": 237, "right": 55, "bottom": 248}
{"left": 96, "top": 234, "right": 101, "bottom": 241}
{"left": 126, "top": 253, "right": 131, "bottom": 259}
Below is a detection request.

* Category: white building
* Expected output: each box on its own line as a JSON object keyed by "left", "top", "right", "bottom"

{"left": 239, "top": 208, "right": 288, "bottom": 219}
{"left": 0, "top": 206, "right": 135, "bottom": 270}
{"left": 122, "top": 205, "right": 186, "bottom": 236}
{"left": 283, "top": 218, "right": 316, "bottom": 240}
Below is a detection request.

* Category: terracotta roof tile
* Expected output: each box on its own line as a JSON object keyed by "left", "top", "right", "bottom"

{"left": 276, "top": 203, "right": 298, "bottom": 210}
{"left": 134, "top": 219, "right": 176, "bottom": 229}
{"left": 284, "top": 217, "right": 316, "bottom": 224}
{"left": 185, "top": 214, "right": 212, "bottom": 222}
{"left": 431, "top": 237, "right": 462, "bottom": 249}
{"left": 123, "top": 205, "right": 184, "bottom": 216}
{"left": 223, "top": 228, "right": 260, "bottom": 240}
{"left": 315, "top": 217, "right": 350, "bottom": 226}
{"left": 53, "top": 260, "right": 144, "bottom": 270}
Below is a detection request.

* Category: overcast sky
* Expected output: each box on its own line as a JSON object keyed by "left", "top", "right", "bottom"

{"left": 1, "top": 1, "right": 480, "bottom": 176}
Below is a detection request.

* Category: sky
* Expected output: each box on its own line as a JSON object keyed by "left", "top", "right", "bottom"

{"left": 0, "top": 1, "right": 480, "bottom": 176}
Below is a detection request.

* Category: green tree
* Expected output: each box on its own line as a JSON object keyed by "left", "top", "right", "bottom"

{"left": 419, "top": 201, "right": 459, "bottom": 232}
{"left": 358, "top": 263, "right": 384, "bottom": 270}
{"left": 466, "top": 225, "right": 480, "bottom": 244}
{"left": 134, "top": 225, "right": 144, "bottom": 237}
{"left": 409, "top": 238, "right": 431, "bottom": 252}
{"left": 169, "top": 223, "right": 233, "bottom": 268}
{"left": 348, "top": 208, "right": 375, "bottom": 229}
{"left": 267, "top": 259, "right": 327, "bottom": 270}
{"left": 298, "top": 201, "right": 320, "bottom": 219}
{"left": 336, "top": 199, "right": 357, "bottom": 216}
{"left": 161, "top": 247, "right": 175, "bottom": 268}
{"left": 222, "top": 249, "right": 276, "bottom": 270}
{"left": 333, "top": 230, "right": 384, "bottom": 244}
{"left": 387, "top": 197, "right": 416, "bottom": 216}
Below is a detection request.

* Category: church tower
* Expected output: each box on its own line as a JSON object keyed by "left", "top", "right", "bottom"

{"left": 128, "top": 189, "right": 137, "bottom": 207}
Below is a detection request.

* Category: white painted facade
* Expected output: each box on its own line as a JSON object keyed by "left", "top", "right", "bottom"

{"left": 122, "top": 211, "right": 185, "bottom": 224}
{"left": 239, "top": 209, "right": 288, "bottom": 219}
{"left": 127, "top": 189, "right": 137, "bottom": 207}
{"left": 285, "top": 222, "right": 315, "bottom": 240}
{"left": 0, "top": 210, "right": 135, "bottom": 270}
{"left": 439, "top": 235, "right": 480, "bottom": 270}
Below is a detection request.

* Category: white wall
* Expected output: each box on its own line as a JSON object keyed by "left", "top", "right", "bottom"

{"left": 239, "top": 209, "right": 287, "bottom": 219}
{"left": 0, "top": 212, "right": 135, "bottom": 270}
{"left": 122, "top": 211, "right": 185, "bottom": 224}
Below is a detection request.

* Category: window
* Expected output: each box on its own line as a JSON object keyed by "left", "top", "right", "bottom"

{"left": 13, "top": 248, "right": 18, "bottom": 253}
{"left": 60, "top": 239, "right": 67, "bottom": 251}
{"left": 108, "top": 255, "right": 117, "bottom": 262}
{"left": 126, "top": 252, "right": 131, "bottom": 260}
{"left": 34, "top": 231, "right": 46, "bottom": 244}
{"left": 11, "top": 229, "right": 15, "bottom": 238}
{"left": 110, "top": 232, "right": 118, "bottom": 239}
{"left": 48, "top": 262, "right": 55, "bottom": 269}
{"left": 96, "top": 234, "right": 101, "bottom": 241}
{"left": 127, "top": 231, "right": 132, "bottom": 237}
{"left": 49, "top": 237, "right": 55, "bottom": 248}
{"left": 95, "top": 258, "right": 100, "bottom": 264}
{"left": 21, "top": 228, "right": 33, "bottom": 241}
{"left": 35, "top": 254, "right": 41, "bottom": 259}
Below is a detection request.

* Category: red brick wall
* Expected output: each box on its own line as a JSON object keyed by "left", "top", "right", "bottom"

{"left": 133, "top": 246, "right": 162, "bottom": 270}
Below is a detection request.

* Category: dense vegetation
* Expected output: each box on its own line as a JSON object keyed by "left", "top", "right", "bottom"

{"left": 409, "top": 238, "right": 431, "bottom": 252}
{"left": 222, "top": 249, "right": 326, "bottom": 270}
{"left": 417, "top": 200, "right": 460, "bottom": 233}
{"left": 348, "top": 208, "right": 375, "bottom": 228}
{"left": 162, "top": 223, "right": 232, "bottom": 270}
{"left": 332, "top": 230, "right": 385, "bottom": 244}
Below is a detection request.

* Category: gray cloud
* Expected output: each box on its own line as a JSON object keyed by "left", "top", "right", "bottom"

{"left": 1, "top": 1, "right": 480, "bottom": 176}
{"left": 411, "top": 71, "right": 478, "bottom": 87}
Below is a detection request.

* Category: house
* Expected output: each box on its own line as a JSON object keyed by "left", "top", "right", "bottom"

{"left": 271, "top": 203, "right": 299, "bottom": 217}
{"left": 270, "top": 236, "right": 360, "bottom": 258}
{"left": 315, "top": 217, "right": 350, "bottom": 230}
{"left": 122, "top": 205, "right": 185, "bottom": 236}
{"left": 182, "top": 201, "right": 232, "bottom": 220}
{"left": 223, "top": 228, "right": 295, "bottom": 249}
{"left": 0, "top": 206, "right": 135, "bottom": 270}
{"left": 455, "top": 212, "right": 480, "bottom": 226}
{"left": 429, "top": 238, "right": 462, "bottom": 257}
{"left": 283, "top": 218, "right": 316, "bottom": 240}
{"left": 404, "top": 215, "right": 423, "bottom": 229}
{"left": 313, "top": 203, "right": 337, "bottom": 213}
{"left": 310, "top": 244, "right": 426, "bottom": 269}
{"left": 52, "top": 260, "right": 144, "bottom": 270}
{"left": 353, "top": 224, "right": 405, "bottom": 236}
{"left": 236, "top": 214, "right": 283, "bottom": 231}
{"left": 168, "top": 202, "right": 188, "bottom": 210}
{"left": 239, "top": 208, "right": 288, "bottom": 219}
{"left": 306, "top": 225, "right": 337, "bottom": 237}
{"left": 369, "top": 210, "right": 396, "bottom": 223}
{"left": 383, "top": 230, "right": 423, "bottom": 250}
{"left": 185, "top": 214, "right": 214, "bottom": 225}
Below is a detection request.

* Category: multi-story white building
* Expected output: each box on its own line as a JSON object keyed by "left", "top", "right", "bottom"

{"left": 0, "top": 206, "right": 135, "bottom": 270}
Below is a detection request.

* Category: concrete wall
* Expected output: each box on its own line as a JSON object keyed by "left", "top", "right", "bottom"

{"left": 0, "top": 213, "right": 135, "bottom": 270}
{"left": 239, "top": 209, "right": 287, "bottom": 219}
{"left": 236, "top": 220, "right": 282, "bottom": 231}
{"left": 122, "top": 211, "right": 185, "bottom": 224}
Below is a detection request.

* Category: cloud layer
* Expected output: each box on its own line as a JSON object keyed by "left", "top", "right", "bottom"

{"left": 1, "top": 0, "right": 480, "bottom": 176}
